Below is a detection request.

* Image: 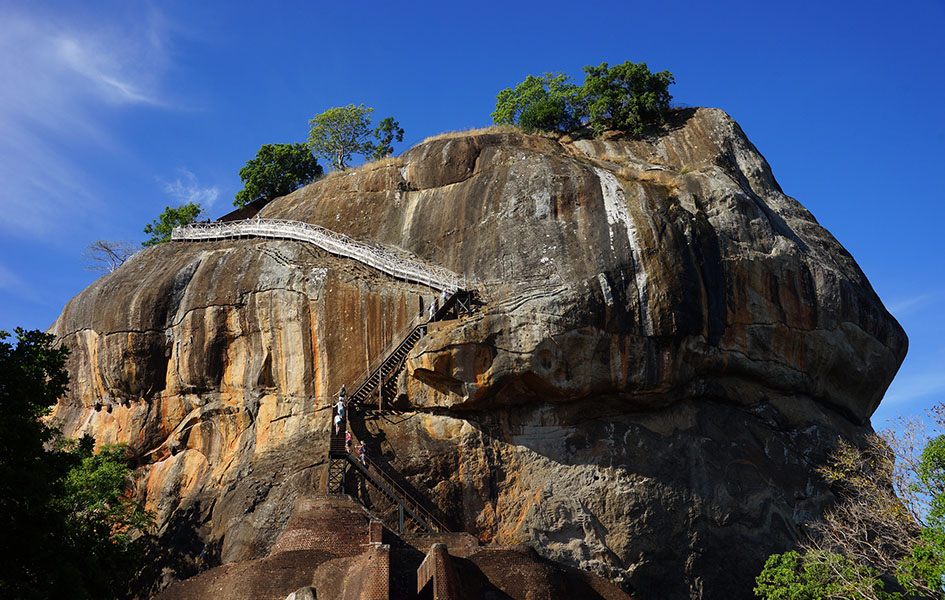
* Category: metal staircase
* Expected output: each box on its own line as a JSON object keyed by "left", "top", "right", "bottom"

{"left": 327, "top": 432, "right": 448, "bottom": 534}
{"left": 347, "top": 290, "right": 473, "bottom": 410}
{"left": 326, "top": 289, "right": 477, "bottom": 534}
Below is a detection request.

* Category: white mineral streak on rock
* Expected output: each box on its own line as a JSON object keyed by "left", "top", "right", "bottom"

{"left": 400, "top": 188, "right": 423, "bottom": 239}
{"left": 77, "top": 406, "right": 95, "bottom": 435}
{"left": 597, "top": 273, "right": 613, "bottom": 306}
{"left": 596, "top": 167, "right": 652, "bottom": 335}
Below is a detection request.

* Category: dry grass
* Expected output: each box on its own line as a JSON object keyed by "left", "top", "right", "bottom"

{"left": 617, "top": 166, "right": 681, "bottom": 196}
{"left": 321, "top": 155, "right": 405, "bottom": 181}
{"left": 420, "top": 124, "right": 522, "bottom": 144}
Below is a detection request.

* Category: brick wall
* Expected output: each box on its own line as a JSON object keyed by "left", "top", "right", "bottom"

{"left": 417, "top": 543, "right": 461, "bottom": 600}
{"left": 271, "top": 496, "right": 372, "bottom": 558}
{"left": 401, "top": 532, "right": 479, "bottom": 558}
{"left": 369, "top": 520, "right": 384, "bottom": 544}
{"left": 360, "top": 543, "right": 390, "bottom": 600}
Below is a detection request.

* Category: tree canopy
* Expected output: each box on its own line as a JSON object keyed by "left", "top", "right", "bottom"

{"left": 234, "top": 143, "right": 323, "bottom": 209}
{"left": 581, "top": 61, "right": 675, "bottom": 136}
{"left": 0, "top": 328, "right": 152, "bottom": 599}
{"left": 491, "top": 73, "right": 583, "bottom": 134}
{"left": 142, "top": 202, "right": 203, "bottom": 247}
{"left": 308, "top": 105, "right": 404, "bottom": 170}
{"left": 308, "top": 104, "right": 375, "bottom": 170}
{"left": 369, "top": 116, "right": 404, "bottom": 161}
{"left": 492, "top": 61, "right": 675, "bottom": 136}
{"left": 755, "top": 417, "right": 945, "bottom": 600}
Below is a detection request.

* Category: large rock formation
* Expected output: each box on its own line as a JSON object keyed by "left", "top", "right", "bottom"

{"left": 49, "top": 108, "right": 906, "bottom": 599}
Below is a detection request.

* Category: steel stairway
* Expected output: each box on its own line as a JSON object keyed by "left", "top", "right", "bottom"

{"left": 346, "top": 290, "right": 473, "bottom": 410}
{"left": 326, "top": 289, "right": 476, "bottom": 533}
{"left": 327, "top": 431, "right": 448, "bottom": 534}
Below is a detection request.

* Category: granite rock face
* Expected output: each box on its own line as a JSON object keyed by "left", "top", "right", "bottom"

{"left": 49, "top": 108, "right": 906, "bottom": 599}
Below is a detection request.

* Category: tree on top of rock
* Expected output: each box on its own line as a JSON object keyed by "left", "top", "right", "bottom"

{"left": 369, "top": 116, "right": 404, "bottom": 161}
{"left": 491, "top": 61, "right": 675, "bottom": 136}
{"left": 581, "top": 61, "right": 675, "bottom": 136}
{"left": 308, "top": 105, "right": 404, "bottom": 170}
{"left": 142, "top": 202, "right": 203, "bottom": 247}
{"left": 492, "top": 73, "right": 583, "bottom": 134}
{"left": 234, "top": 143, "right": 323, "bottom": 209}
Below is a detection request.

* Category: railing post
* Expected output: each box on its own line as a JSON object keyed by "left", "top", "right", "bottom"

{"left": 399, "top": 504, "right": 405, "bottom": 534}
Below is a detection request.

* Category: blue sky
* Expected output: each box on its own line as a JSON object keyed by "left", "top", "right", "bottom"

{"left": 0, "top": 0, "right": 942, "bottom": 427}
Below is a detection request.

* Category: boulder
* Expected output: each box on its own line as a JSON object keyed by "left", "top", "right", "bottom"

{"left": 49, "top": 108, "right": 906, "bottom": 598}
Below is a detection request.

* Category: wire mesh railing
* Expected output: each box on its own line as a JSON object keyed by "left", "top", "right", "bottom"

{"left": 171, "top": 218, "right": 471, "bottom": 292}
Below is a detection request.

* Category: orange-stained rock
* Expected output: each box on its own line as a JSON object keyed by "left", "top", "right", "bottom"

{"left": 49, "top": 108, "right": 906, "bottom": 599}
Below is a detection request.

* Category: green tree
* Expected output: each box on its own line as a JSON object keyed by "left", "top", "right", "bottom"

{"left": 491, "top": 72, "right": 583, "bottom": 133}
{"left": 369, "top": 116, "right": 404, "bottom": 161}
{"left": 755, "top": 422, "right": 945, "bottom": 600}
{"left": 755, "top": 551, "right": 895, "bottom": 600}
{"left": 0, "top": 328, "right": 152, "bottom": 599}
{"left": 233, "top": 143, "right": 323, "bottom": 209}
{"left": 581, "top": 61, "right": 675, "bottom": 136}
{"left": 142, "top": 202, "right": 203, "bottom": 247}
{"left": 308, "top": 104, "right": 375, "bottom": 170}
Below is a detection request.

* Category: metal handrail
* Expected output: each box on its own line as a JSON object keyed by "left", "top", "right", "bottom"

{"left": 347, "top": 289, "right": 463, "bottom": 405}
{"left": 171, "top": 218, "right": 471, "bottom": 292}
{"left": 352, "top": 451, "right": 449, "bottom": 533}
{"left": 348, "top": 312, "right": 427, "bottom": 404}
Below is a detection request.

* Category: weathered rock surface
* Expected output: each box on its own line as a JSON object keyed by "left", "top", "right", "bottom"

{"left": 49, "top": 108, "right": 906, "bottom": 599}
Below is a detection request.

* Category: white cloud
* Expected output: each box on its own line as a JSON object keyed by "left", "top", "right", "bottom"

{"left": 884, "top": 369, "right": 945, "bottom": 407}
{"left": 888, "top": 292, "right": 938, "bottom": 317}
{"left": 0, "top": 261, "right": 41, "bottom": 303}
{"left": 0, "top": 5, "right": 172, "bottom": 238}
{"left": 162, "top": 169, "right": 220, "bottom": 209}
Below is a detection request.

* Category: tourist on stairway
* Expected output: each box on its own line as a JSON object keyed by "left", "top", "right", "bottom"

{"left": 358, "top": 440, "right": 367, "bottom": 465}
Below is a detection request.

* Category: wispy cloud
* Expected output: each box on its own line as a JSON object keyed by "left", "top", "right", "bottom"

{"left": 162, "top": 169, "right": 220, "bottom": 209}
{"left": 0, "top": 4, "right": 173, "bottom": 238}
{"left": 888, "top": 292, "right": 938, "bottom": 317}
{"left": 884, "top": 369, "right": 945, "bottom": 407}
{"left": 0, "top": 261, "right": 42, "bottom": 303}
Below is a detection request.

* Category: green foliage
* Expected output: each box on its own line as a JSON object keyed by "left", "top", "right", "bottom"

{"left": 899, "top": 532, "right": 945, "bottom": 598}
{"left": 142, "top": 202, "right": 203, "bottom": 247}
{"left": 491, "top": 73, "right": 583, "bottom": 133}
{"left": 0, "top": 329, "right": 153, "bottom": 599}
{"left": 308, "top": 104, "right": 375, "bottom": 170}
{"left": 491, "top": 62, "right": 675, "bottom": 136}
{"left": 755, "top": 426, "right": 945, "bottom": 600}
{"left": 234, "top": 143, "right": 323, "bottom": 209}
{"left": 919, "top": 435, "right": 945, "bottom": 526}
{"left": 308, "top": 105, "right": 406, "bottom": 169}
{"left": 898, "top": 435, "right": 945, "bottom": 594}
{"left": 369, "top": 116, "right": 404, "bottom": 161}
{"left": 581, "top": 61, "right": 675, "bottom": 136}
{"left": 755, "top": 551, "right": 897, "bottom": 600}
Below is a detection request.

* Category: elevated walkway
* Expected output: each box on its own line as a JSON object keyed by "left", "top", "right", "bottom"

{"left": 171, "top": 218, "right": 471, "bottom": 292}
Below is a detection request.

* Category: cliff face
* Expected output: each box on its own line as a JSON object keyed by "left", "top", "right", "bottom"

{"left": 49, "top": 108, "right": 907, "bottom": 599}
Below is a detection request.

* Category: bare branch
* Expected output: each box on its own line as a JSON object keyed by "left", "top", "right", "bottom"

{"left": 82, "top": 239, "right": 138, "bottom": 273}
